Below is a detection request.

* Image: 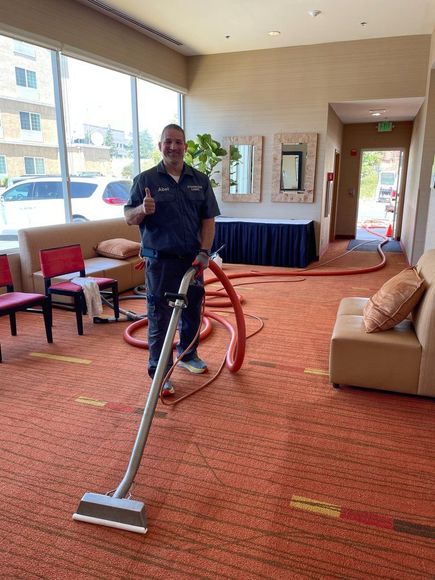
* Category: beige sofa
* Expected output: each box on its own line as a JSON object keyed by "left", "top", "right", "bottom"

{"left": 18, "top": 218, "right": 144, "bottom": 294}
{"left": 329, "top": 249, "right": 435, "bottom": 397}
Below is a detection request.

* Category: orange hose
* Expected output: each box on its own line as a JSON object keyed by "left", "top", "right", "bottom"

{"left": 124, "top": 234, "right": 387, "bottom": 375}
{"left": 123, "top": 258, "right": 247, "bottom": 373}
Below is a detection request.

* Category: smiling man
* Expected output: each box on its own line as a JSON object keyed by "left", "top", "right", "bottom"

{"left": 124, "top": 124, "right": 220, "bottom": 396}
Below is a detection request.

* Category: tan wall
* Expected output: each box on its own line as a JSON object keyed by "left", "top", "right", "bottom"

{"left": 0, "top": 36, "right": 54, "bottom": 102}
{"left": 402, "top": 30, "right": 435, "bottom": 263}
{"left": 0, "top": 0, "right": 187, "bottom": 91}
{"left": 0, "top": 143, "right": 60, "bottom": 177}
{"left": 185, "top": 36, "right": 430, "bottom": 250}
{"left": 420, "top": 68, "right": 435, "bottom": 253}
{"left": 336, "top": 122, "right": 413, "bottom": 237}
{"left": 320, "top": 106, "right": 343, "bottom": 256}
{"left": 0, "top": 99, "right": 57, "bottom": 142}
{"left": 401, "top": 108, "right": 425, "bottom": 260}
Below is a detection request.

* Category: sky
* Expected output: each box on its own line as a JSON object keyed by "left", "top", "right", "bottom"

{"left": 63, "top": 56, "right": 179, "bottom": 142}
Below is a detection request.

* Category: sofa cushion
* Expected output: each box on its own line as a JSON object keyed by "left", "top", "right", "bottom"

{"left": 95, "top": 238, "right": 140, "bottom": 259}
{"left": 363, "top": 267, "right": 426, "bottom": 333}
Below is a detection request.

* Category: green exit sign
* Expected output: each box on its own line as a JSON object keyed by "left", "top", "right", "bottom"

{"left": 378, "top": 121, "right": 393, "bottom": 132}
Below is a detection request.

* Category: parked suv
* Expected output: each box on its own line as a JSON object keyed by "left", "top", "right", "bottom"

{"left": 0, "top": 176, "right": 132, "bottom": 232}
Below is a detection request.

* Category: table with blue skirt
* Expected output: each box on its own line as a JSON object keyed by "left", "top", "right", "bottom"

{"left": 212, "top": 217, "right": 316, "bottom": 268}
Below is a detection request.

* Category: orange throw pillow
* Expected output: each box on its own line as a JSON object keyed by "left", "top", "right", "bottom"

{"left": 363, "top": 267, "right": 425, "bottom": 333}
{"left": 95, "top": 238, "right": 140, "bottom": 260}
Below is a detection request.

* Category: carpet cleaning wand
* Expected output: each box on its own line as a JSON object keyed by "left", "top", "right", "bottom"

{"left": 73, "top": 266, "right": 197, "bottom": 534}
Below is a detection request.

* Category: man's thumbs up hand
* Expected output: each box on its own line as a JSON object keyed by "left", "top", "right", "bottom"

{"left": 143, "top": 187, "right": 155, "bottom": 216}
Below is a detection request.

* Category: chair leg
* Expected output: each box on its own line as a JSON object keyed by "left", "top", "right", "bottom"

{"left": 74, "top": 294, "right": 84, "bottom": 335}
{"left": 46, "top": 295, "right": 53, "bottom": 328}
{"left": 42, "top": 298, "right": 53, "bottom": 343}
{"left": 112, "top": 282, "right": 120, "bottom": 320}
{"left": 9, "top": 312, "right": 17, "bottom": 336}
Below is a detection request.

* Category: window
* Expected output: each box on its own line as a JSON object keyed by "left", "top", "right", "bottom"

{"left": 0, "top": 33, "right": 181, "bottom": 252}
{"left": 102, "top": 181, "right": 131, "bottom": 202}
{"left": 13, "top": 40, "right": 36, "bottom": 58}
{"left": 3, "top": 182, "right": 33, "bottom": 201}
{"left": 22, "top": 112, "right": 41, "bottom": 131}
{"left": 70, "top": 182, "right": 98, "bottom": 198}
{"left": 137, "top": 79, "right": 180, "bottom": 172}
{"left": 20, "top": 111, "right": 41, "bottom": 131}
{"left": 33, "top": 182, "right": 63, "bottom": 200}
{"left": 15, "top": 67, "right": 37, "bottom": 89}
{"left": 24, "top": 157, "right": 45, "bottom": 174}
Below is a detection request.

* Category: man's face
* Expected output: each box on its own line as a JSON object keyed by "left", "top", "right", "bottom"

{"left": 159, "top": 128, "right": 187, "bottom": 167}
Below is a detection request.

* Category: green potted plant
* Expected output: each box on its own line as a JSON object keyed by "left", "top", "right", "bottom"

{"left": 184, "top": 133, "right": 230, "bottom": 188}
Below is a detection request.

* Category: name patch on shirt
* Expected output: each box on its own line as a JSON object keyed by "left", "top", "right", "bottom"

{"left": 187, "top": 185, "right": 203, "bottom": 192}
{"left": 157, "top": 187, "right": 170, "bottom": 192}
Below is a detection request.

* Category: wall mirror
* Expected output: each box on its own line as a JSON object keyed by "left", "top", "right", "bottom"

{"left": 222, "top": 135, "right": 263, "bottom": 202}
{"left": 272, "top": 132, "right": 317, "bottom": 202}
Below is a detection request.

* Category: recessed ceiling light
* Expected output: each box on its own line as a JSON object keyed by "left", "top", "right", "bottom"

{"left": 369, "top": 109, "right": 386, "bottom": 117}
{"left": 268, "top": 31, "right": 281, "bottom": 36}
{"left": 361, "top": 21, "right": 368, "bottom": 27}
{"left": 308, "top": 10, "right": 322, "bottom": 17}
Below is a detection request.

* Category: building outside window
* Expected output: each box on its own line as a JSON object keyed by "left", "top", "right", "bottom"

{"left": 0, "top": 33, "right": 181, "bottom": 252}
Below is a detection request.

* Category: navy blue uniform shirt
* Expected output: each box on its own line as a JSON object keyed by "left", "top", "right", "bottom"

{"left": 125, "top": 161, "right": 220, "bottom": 256}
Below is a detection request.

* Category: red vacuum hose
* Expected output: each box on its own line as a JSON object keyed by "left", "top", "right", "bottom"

{"left": 124, "top": 233, "right": 388, "bottom": 374}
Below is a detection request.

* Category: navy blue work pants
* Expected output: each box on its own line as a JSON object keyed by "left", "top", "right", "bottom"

{"left": 145, "top": 256, "right": 204, "bottom": 378}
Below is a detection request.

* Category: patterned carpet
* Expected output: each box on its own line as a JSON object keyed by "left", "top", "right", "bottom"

{"left": 1, "top": 242, "right": 434, "bottom": 579}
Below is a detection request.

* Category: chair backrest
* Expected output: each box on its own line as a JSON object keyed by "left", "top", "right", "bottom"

{"left": 39, "top": 244, "right": 85, "bottom": 279}
{"left": 0, "top": 254, "right": 13, "bottom": 289}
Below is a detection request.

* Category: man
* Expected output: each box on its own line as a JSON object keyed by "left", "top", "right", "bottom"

{"left": 124, "top": 124, "right": 220, "bottom": 395}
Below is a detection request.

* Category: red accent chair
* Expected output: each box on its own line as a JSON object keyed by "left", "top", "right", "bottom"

{"left": 39, "top": 244, "right": 120, "bottom": 335}
{"left": 0, "top": 254, "right": 53, "bottom": 362}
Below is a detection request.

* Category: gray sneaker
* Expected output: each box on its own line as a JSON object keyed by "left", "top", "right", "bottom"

{"left": 178, "top": 355, "right": 208, "bottom": 374}
{"left": 161, "top": 379, "right": 175, "bottom": 396}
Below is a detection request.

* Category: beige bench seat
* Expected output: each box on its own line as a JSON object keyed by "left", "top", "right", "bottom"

{"left": 329, "top": 249, "right": 435, "bottom": 397}
{"left": 18, "top": 218, "right": 144, "bottom": 295}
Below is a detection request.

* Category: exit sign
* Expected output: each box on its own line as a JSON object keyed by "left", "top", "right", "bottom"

{"left": 378, "top": 121, "right": 393, "bottom": 132}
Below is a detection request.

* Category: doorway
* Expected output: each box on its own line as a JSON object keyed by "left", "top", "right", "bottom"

{"left": 357, "top": 149, "right": 404, "bottom": 239}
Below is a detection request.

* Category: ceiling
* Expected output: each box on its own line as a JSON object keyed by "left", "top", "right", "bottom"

{"left": 75, "top": 0, "right": 435, "bottom": 123}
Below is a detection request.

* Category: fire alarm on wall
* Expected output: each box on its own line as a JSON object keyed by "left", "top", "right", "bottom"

{"left": 350, "top": 149, "right": 357, "bottom": 156}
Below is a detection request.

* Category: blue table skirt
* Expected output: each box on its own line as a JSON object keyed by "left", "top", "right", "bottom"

{"left": 212, "top": 219, "right": 316, "bottom": 268}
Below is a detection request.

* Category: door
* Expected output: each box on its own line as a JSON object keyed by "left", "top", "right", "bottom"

{"left": 356, "top": 149, "right": 404, "bottom": 239}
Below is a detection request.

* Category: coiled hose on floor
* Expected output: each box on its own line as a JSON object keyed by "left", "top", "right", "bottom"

{"left": 123, "top": 229, "right": 390, "bottom": 377}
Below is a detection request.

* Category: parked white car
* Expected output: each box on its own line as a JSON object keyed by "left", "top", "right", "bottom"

{"left": 0, "top": 176, "right": 132, "bottom": 232}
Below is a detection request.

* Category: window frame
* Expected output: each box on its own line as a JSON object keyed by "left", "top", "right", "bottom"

{"left": 15, "top": 67, "right": 37, "bottom": 89}
{"left": 24, "top": 156, "right": 45, "bottom": 175}
{"left": 0, "top": 155, "right": 7, "bottom": 174}
{"left": 20, "top": 111, "right": 42, "bottom": 132}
